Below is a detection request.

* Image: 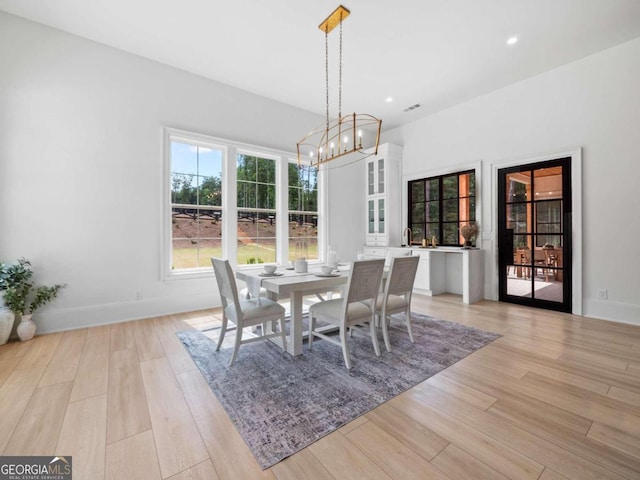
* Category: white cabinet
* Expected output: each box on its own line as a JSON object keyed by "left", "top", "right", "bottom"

{"left": 365, "top": 143, "right": 402, "bottom": 247}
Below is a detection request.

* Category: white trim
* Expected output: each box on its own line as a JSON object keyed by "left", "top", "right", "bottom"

{"left": 490, "top": 147, "right": 582, "bottom": 315}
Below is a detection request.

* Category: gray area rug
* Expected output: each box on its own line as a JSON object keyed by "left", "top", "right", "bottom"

{"left": 176, "top": 313, "right": 500, "bottom": 469}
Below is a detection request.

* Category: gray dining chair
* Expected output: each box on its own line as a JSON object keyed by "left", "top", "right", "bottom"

{"left": 308, "top": 259, "right": 385, "bottom": 369}
{"left": 374, "top": 255, "right": 420, "bottom": 352}
{"left": 211, "top": 258, "right": 287, "bottom": 365}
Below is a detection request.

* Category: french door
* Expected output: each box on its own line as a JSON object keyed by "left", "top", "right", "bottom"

{"left": 498, "top": 158, "right": 572, "bottom": 312}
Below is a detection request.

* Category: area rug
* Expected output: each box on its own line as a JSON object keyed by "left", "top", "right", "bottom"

{"left": 176, "top": 313, "right": 500, "bottom": 469}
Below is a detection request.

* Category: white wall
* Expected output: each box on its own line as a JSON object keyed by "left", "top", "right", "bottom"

{"left": 0, "top": 12, "right": 324, "bottom": 333}
{"left": 327, "top": 156, "right": 365, "bottom": 263}
{"left": 383, "top": 37, "right": 640, "bottom": 325}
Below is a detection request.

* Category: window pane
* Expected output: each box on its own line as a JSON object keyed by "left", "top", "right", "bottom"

{"left": 443, "top": 223, "right": 459, "bottom": 245}
{"left": 237, "top": 182, "right": 255, "bottom": 209}
{"left": 289, "top": 214, "right": 318, "bottom": 261}
{"left": 289, "top": 163, "right": 318, "bottom": 212}
{"left": 170, "top": 141, "right": 223, "bottom": 271}
{"left": 425, "top": 179, "right": 439, "bottom": 201}
{"left": 507, "top": 204, "right": 529, "bottom": 233}
{"left": 257, "top": 157, "right": 276, "bottom": 184}
{"left": 443, "top": 199, "right": 458, "bottom": 221}
{"left": 198, "top": 176, "right": 222, "bottom": 206}
{"left": 513, "top": 234, "right": 531, "bottom": 250}
{"left": 412, "top": 224, "right": 425, "bottom": 244}
{"left": 171, "top": 173, "right": 197, "bottom": 204}
{"left": 411, "top": 181, "right": 425, "bottom": 202}
{"left": 506, "top": 172, "right": 531, "bottom": 202}
{"left": 411, "top": 202, "right": 425, "bottom": 223}
{"left": 425, "top": 201, "right": 439, "bottom": 222}
{"left": 257, "top": 184, "right": 275, "bottom": 209}
{"left": 534, "top": 166, "right": 562, "bottom": 199}
{"left": 288, "top": 163, "right": 318, "bottom": 261}
{"left": 236, "top": 155, "right": 257, "bottom": 181}
{"left": 443, "top": 175, "right": 458, "bottom": 199}
{"left": 425, "top": 223, "right": 440, "bottom": 239}
{"left": 237, "top": 210, "right": 276, "bottom": 265}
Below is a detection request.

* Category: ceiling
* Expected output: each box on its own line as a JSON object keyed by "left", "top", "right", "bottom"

{"left": 2, "top": 0, "right": 640, "bottom": 131}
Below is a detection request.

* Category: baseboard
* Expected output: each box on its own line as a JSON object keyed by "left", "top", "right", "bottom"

{"left": 33, "top": 292, "right": 218, "bottom": 334}
{"left": 583, "top": 298, "right": 640, "bottom": 326}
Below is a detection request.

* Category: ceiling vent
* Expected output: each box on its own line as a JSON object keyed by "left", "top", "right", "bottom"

{"left": 403, "top": 103, "right": 422, "bottom": 112}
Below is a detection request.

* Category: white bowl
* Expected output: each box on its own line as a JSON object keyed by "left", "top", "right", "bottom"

{"left": 263, "top": 265, "right": 277, "bottom": 274}
{"left": 320, "top": 265, "right": 333, "bottom": 274}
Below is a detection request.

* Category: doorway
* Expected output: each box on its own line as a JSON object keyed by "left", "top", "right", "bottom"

{"left": 498, "top": 158, "right": 572, "bottom": 312}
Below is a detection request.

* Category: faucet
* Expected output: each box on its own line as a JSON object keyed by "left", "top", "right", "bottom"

{"left": 403, "top": 227, "right": 412, "bottom": 246}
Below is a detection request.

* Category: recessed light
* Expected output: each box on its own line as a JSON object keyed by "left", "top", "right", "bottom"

{"left": 507, "top": 36, "right": 518, "bottom": 46}
{"left": 385, "top": 97, "right": 393, "bottom": 103}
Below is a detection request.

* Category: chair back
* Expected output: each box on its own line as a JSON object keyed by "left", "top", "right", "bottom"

{"left": 385, "top": 255, "right": 420, "bottom": 297}
{"left": 344, "top": 259, "right": 385, "bottom": 305}
{"left": 211, "top": 258, "right": 241, "bottom": 313}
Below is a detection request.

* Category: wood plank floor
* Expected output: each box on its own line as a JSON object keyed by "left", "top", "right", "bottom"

{"left": 2, "top": 294, "right": 640, "bottom": 479}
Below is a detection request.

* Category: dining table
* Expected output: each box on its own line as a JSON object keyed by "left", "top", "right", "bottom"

{"left": 235, "top": 264, "right": 351, "bottom": 356}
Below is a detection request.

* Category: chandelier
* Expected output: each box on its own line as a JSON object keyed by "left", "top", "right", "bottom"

{"left": 297, "top": 5, "right": 382, "bottom": 166}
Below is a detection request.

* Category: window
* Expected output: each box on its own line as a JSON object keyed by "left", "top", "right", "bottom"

{"left": 170, "top": 140, "right": 223, "bottom": 270}
{"left": 237, "top": 154, "right": 277, "bottom": 264}
{"left": 288, "top": 162, "right": 318, "bottom": 261}
{"left": 408, "top": 170, "right": 476, "bottom": 246}
{"left": 164, "top": 128, "right": 324, "bottom": 277}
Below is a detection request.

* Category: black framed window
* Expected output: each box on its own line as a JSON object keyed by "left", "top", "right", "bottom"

{"left": 408, "top": 170, "right": 476, "bottom": 246}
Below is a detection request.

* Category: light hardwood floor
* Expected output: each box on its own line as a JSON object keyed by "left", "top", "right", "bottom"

{"left": 1, "top": 294, "right": 640, "bottom": 479}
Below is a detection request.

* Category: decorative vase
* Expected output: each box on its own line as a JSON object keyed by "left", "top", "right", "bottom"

{"left": 0, "top": 307, "right": 14, "bottom": 345}
{"left": 463, "top": 239, "right": 473, "bottom": 249}
{"left": 17, "top": 313, "right": 36, "bottom": 342}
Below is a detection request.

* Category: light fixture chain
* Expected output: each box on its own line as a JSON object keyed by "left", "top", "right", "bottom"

{"left": 325, "top": 28, "right": 330, "bottom": 151}
{"left": 338, "top": 14, "right": 343, "bottom": 119}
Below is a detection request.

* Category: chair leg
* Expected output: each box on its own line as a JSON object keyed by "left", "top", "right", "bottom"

{"left": 216, "top": 315, "right": 228, "bottom": 352}
{"left": 340, "top": 330, "right": 352, "bottom": 369}
{"left": 308, "top": 314, "right": 315, "bottom": 350}
{"left": 279, "top": 316, "right": 287, "bottom": 354}
{"left": 229, "top": 325, "right": 243, "bottom": 366}
{"left": 369, "top": 319, "right": 381, "bottom": 357}
{"left": 405, "top": 308, "right": 414, "bottom": 343}
{"left": 381, "top": 313, "right": 392, "bottom": 352}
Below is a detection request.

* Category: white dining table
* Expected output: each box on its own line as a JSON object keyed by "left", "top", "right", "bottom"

{"left": 235, "top": 265, "right": 350, "bottom": 356}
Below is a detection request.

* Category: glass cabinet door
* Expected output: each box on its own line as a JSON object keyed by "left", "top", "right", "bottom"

{"left": 368, "top": 162, "right": 375, "bottom": 195}
{"left": 378, "top": 198, "right": 385, "bottom": 233}
{"left": 368, "top": 200, "right": 375, "bottom": 233}
{"left": 377, "top": 158, "right": 385, "bottom": 194}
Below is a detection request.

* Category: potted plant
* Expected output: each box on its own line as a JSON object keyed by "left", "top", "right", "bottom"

{"left": 1, "top": 258, "right": 64, "bottom": 342}
{"left": 460, "top": 222, "right": 479, "bottom": 249}
{"left": 0, "top": 258, "right": 34, "bottom": 345}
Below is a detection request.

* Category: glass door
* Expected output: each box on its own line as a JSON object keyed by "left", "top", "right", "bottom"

{"left": 498, "top": 158, "right": 572, "bottom": 312}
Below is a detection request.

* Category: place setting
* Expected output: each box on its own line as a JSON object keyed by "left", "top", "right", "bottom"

{"left": 258, "top": 264, "right": 284, "bottom": 277}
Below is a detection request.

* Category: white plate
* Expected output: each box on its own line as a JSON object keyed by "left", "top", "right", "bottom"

{"left": 315, "top": 273, "right": 340, "bottom": 277}
{"left": 259, "top": 272, "right": 284, "bottom": 277}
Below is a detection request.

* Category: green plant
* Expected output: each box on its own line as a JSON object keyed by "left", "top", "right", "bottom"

{"left": 0, "top": 258, "right": 64, "bottom": 316}
{"left": 0, "top": 258, "right": 33, "bottom": 292}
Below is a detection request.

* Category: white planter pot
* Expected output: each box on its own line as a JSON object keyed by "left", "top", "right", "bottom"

{"left": 0, "top": 307, "right": 14, "bottom": 345}
{"left": 17, "top": 313, "right": 36, "bottom": 342}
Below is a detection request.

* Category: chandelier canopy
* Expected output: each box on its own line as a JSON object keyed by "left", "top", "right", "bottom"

{"left": 297, "top": 5, "right": 382, "bottom": 166}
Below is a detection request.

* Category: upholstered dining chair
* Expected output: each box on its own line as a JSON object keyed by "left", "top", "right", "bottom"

{"left": 211, "top": 258, "right": 287, "bottom": 365}
{"left": 373, "top": 255, "right": 420, "bottom": 352}
{"left": 308, "top": 259, "right": 385, "bottom": 369}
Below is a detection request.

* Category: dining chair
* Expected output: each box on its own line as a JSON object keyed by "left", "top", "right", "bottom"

{"left": 373, "top": 255, "right": 420, "bottom": 352}
{"left": 211, "top": 258, "right": 287, "bottom": 365}
{"left": 308, "top": 259, "right": 385, "bottom": 369}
